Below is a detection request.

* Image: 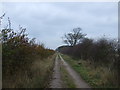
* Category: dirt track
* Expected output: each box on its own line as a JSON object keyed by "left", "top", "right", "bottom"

{"left": 49, "top": 55, "right": 63, "bottom": 88}
{"left": 49, "top": 54, "right": 91, "bottom": 88}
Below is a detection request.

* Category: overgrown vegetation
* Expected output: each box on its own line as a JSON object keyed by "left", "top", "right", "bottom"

{"left": 61, "top": 54, "right": 118, "bottom": 88}
{"left": 60, "top": 60, "right": 76, "bottom": 88}
{"left": 1, "top": 16, "right": 55, "bottom": 88}
{"left": 57, "top": 27, "right": 119, "bottom": 88}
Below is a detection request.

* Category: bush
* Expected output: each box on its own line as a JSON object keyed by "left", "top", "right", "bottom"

{"left": 58, "top": 37, "right": 117, "bottom": 64}
{"left": 2, "top": 27, "right": 55, "bottom": 87}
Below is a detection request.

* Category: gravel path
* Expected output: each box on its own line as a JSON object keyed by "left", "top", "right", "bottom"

{"left": 49, "top": 55, "right": 63, "bottom": 88}
{"left": 49, "top": 54, "right": 91, "bottom": 88}
{"left": 59, "top": 54, "right": 91, "bottom": 88}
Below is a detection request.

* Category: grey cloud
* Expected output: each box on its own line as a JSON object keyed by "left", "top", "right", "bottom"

{"left": 2, "top": 2, "right": 118, "bottom": 49}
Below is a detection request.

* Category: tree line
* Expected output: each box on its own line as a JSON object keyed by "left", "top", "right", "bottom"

{"left": 57, "top": 27, "right": 119, "bottom": 86}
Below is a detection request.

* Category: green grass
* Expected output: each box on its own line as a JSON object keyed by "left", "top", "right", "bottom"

{"left": 61, "top": 54, "right": 118, "bottom": 88}
{"left": 60, "top": 62, "right": 76, "bottom": 88}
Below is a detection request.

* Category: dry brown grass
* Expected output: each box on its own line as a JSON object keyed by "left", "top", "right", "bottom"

{"left": 3, "top": 54, "right": 56, "bottom": 88}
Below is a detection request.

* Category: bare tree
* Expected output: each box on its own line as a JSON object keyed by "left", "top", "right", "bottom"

{"left": 8, "top": 17, "right": 11, "bottom": 29}
{"left": 62, "top": 27, "right": 86, "bottom": 46}
{"left": 0, "top": 13, "right": 5, "bottom": 26}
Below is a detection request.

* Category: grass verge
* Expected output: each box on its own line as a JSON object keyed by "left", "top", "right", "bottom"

{"left": 60, "top": 61, "right": 76, "bottom": 88}
{"left": 61, "top": 54, "right": 118, "bottom": 88}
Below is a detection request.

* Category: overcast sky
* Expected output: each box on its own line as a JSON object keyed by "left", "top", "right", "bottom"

{"left": 1, "top": 2, "right": 118, "bottom": 49}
